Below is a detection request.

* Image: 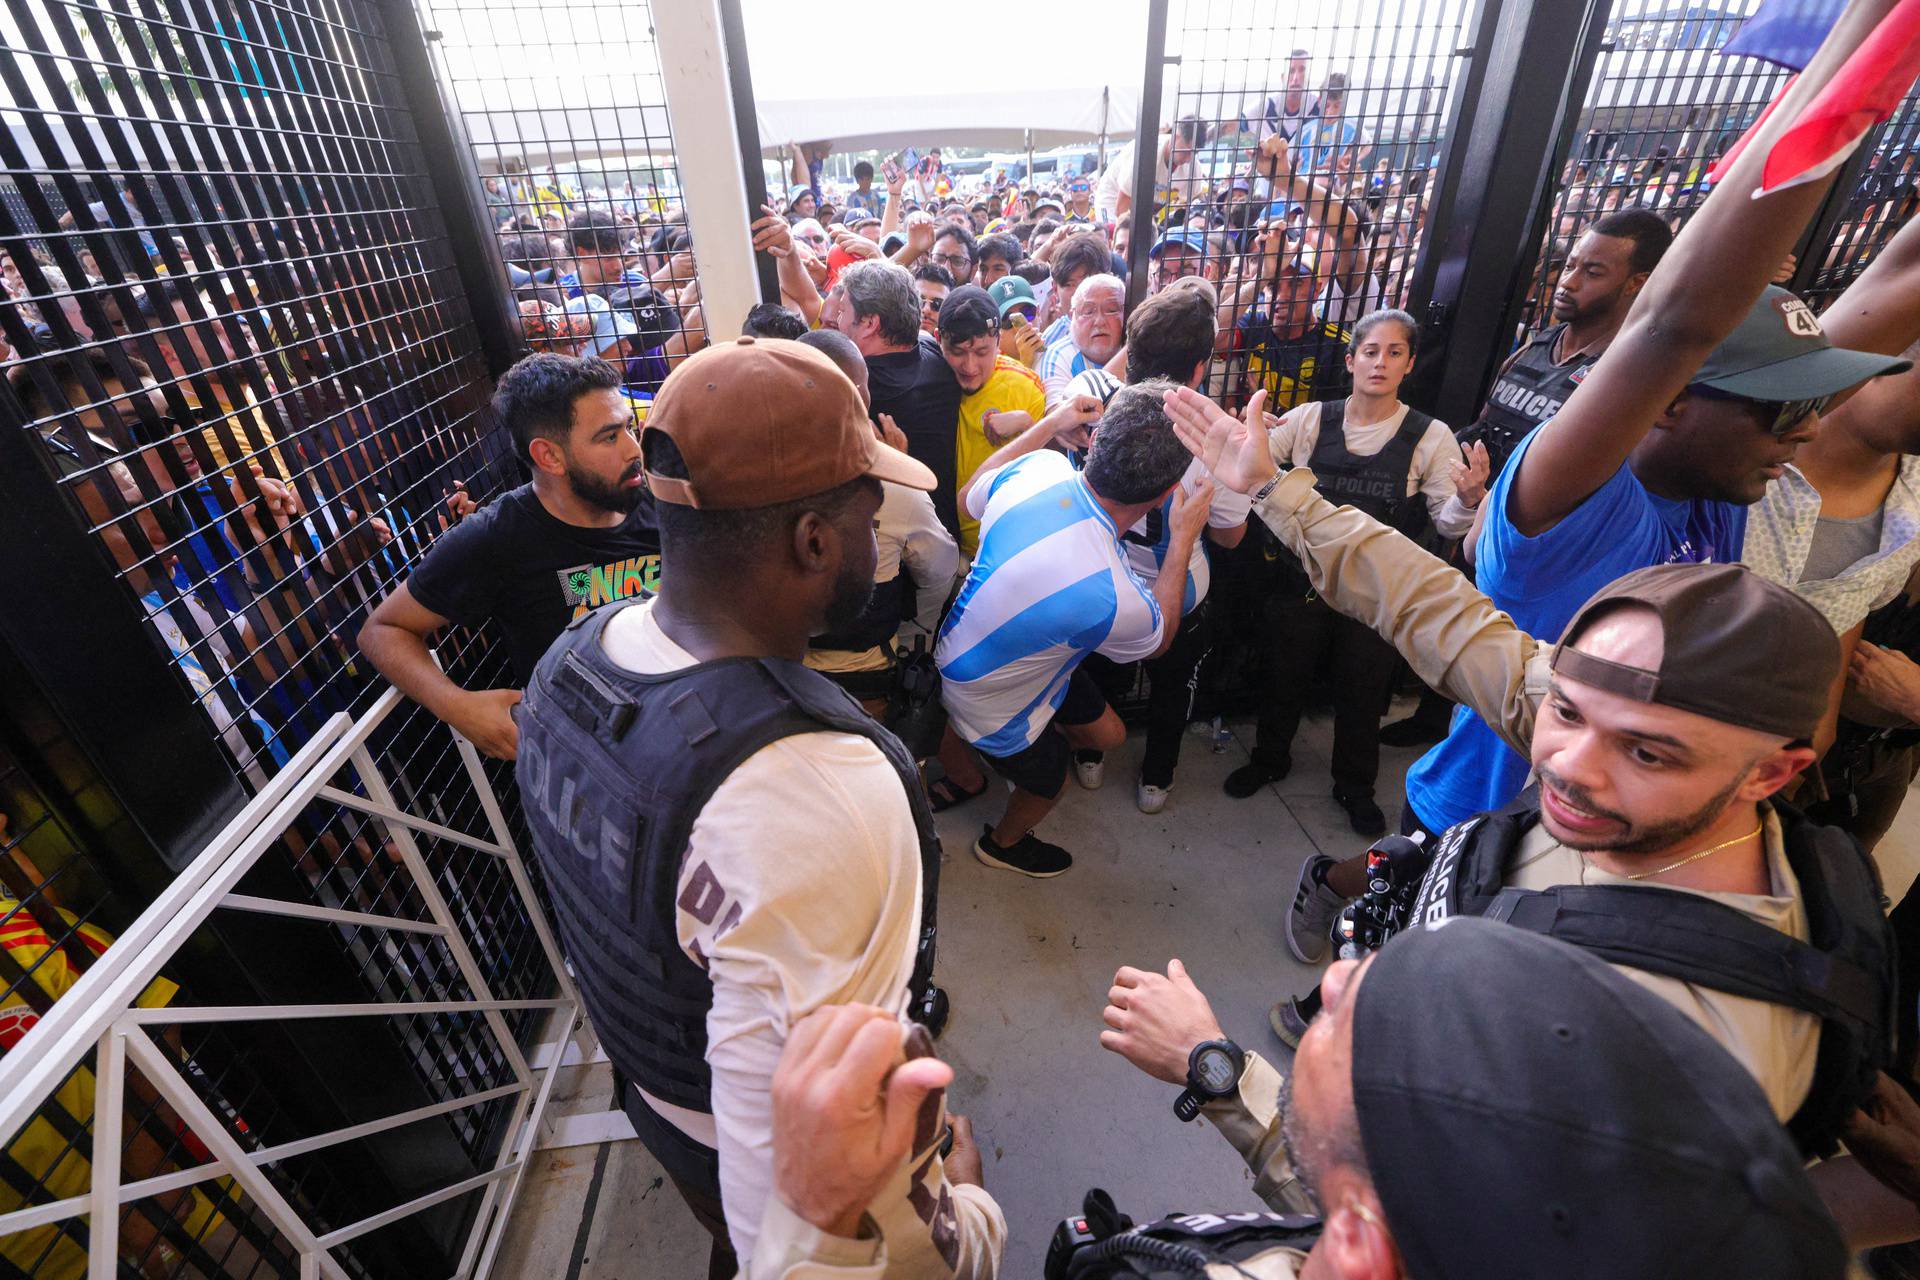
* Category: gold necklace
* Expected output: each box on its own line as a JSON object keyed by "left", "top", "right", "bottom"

{"left": 1591, "top": 824, "right": 1764, "bottom": 881}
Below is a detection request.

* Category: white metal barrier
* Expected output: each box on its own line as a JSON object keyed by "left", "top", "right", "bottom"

{"left": 0, "top": 686, "right": 580, "bottom": 1280}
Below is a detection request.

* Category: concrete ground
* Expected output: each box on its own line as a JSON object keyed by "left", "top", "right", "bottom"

{"left": 491, "top": 702, "right": 1920, "bottom": 1279}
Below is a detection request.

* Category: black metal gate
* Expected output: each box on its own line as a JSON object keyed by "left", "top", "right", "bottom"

{"left": 0, "top": 0, "right": 550, "bottom": 1273}
{"left": 1133, "top": 0, "right": 1481, "bottom": 411}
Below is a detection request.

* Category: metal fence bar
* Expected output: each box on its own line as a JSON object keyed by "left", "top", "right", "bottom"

{"left": 119, "top": 1028, "right": 348, "bottom": 1280}
{"left": 219, "top": 894, "right": 451, "bottom": 936}
{"left": 0, "top": 710, "right": 362, "bottom": 1146}
{"left": 311, "top": 785, "right": 510, "bottom": 859}
{"left": 122, "top": 999, "right": 566, "bottom": 1025}
{"left": 343, "top": 743, "right": 532, "bottom": 1085}
{"left": 314, "top": 1163, "right": 519, "bottom": 1251}
{"left": 449, "top": 733, "right": 580, "bottom": 1015}
{"left": 84, "top": 1028, "right": 124, "bottom": 1280}
{"left": 0, "top": 683, "right": 575, "bottom": 1277}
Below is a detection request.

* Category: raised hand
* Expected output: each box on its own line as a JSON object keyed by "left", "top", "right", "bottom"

{"left": 1163, "top": 385, "right": 1277, "bottom": 494}
{"left": 1170, "top": 477, "right": 1216, "bottom": 546}
{"left": 832, "top": 227, "right": 881, "bottom": 261}
{"left": 1100, "top": 958, "right": 1227, "bottom": 1086}
{"left": 1450, "top": 440, "right": 1491, "bottom": 508}
{"left": 751, "top": 204, "right": 795, "bottom": 258}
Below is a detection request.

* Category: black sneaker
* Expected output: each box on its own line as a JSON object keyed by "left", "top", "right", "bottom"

{"left": 1334, "top": 789, "right": 1386, "bottom": 836}
{"left": 973, "top": 826, "right": 1073, "bottom": 878}
{"left": 1223, "top": 756, "right": 1291, "bottom": 799}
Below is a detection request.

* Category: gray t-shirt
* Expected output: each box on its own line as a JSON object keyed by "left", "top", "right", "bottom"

{"left": 1799, "top": 507, "right": 1886, "bottom": 585}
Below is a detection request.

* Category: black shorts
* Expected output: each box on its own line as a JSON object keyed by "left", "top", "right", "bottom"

{"left": 979, "top": 669, "right": 1109, "bottom": 800}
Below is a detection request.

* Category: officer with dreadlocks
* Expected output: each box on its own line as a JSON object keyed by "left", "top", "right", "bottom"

{"left": 1162, "top": 381, "right": 1902, "bottom": 1239}
{"left": 742, "top": 922, "right": 1845, "bottom": 1278}
{"left": 516, "top": 337, "right": 1004, "bottom": 1278}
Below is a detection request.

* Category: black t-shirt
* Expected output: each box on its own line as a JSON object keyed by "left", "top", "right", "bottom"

{"left": 868, "top": 335, "right": 962, "bottom": 534}
{"left": 407, "top": 482, "right": 661, "bottom": 684}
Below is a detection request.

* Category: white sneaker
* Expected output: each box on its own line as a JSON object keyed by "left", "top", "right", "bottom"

{"left": 1285, "top": 855, "right": 1347, "bottom": 965}
{"left": 1074, "top": 754, "right": 1105, "bottom": 790}
{"left": 1136, "top": 781, "right": 1170, "bottom": 814}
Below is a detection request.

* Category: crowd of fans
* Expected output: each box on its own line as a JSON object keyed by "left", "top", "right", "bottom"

{"left": 7, "top": 20, "right": 1920, "bottom": 1280}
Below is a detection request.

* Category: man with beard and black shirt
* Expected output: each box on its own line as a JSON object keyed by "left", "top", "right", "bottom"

{"left": 1460, "top": 208, "right": 1672, "bottom": 479}
{"left": 515, "top": 338, "right": 1003, "bottom": 1279}
{"left": 358, "top": 352, "right": 659, "bottom": 759}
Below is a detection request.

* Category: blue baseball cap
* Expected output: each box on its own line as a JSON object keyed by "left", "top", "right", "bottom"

{"left": 1148, "top": 228, "right": 1212, "bottom": 258}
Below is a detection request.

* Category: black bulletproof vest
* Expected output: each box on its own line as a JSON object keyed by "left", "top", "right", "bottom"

{"left": 1263, "top": 398, "right": 1434, "bottom": 595}
{"left": 1407, "top": 786, "right": 1893, "bottom": 1157}
{"left": 1307, "top": 397, "right": 1434, "bottom": 531}
{"left": 1467, "top": 323, "right": 1596, "bottom": 474}
{"left": 516, "top": 602, "right": 941, "bottom": 1116}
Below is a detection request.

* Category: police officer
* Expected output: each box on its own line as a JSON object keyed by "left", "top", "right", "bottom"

{"left": 1377, "top": 209, "right": 1675, "bottom": 749}
{"left": 1458, "top": 208, "right": 1673, "bottom": 480}
{"left": 515, "top": 338, "right": 1004, "bottom": 1278}
{"left": 1222, "top": 309, "right": 1474, "bottom": 836}
{"left": 1170, "top": 385, "right": 1896, "bottom": 1224}
{"left": 746, "top": 922, "right": 1845, "bottom": 1278}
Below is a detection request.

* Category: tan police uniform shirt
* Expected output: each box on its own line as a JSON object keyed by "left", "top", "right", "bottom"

{"left": 602, "top": 599, "right": 1005, "bottom": 1279}
{"left": 1247, "top": 468, "right": 1820, "bottom": 1122}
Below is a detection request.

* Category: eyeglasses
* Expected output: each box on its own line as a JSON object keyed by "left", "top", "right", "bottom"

{"left": 1687, "top": 383, "right": 1835, "bottom": 436}
{"left": 1073, "top": 303, "right": 1125, "bottom": 320}
{"left": 931, "top": 252, "right": 971, "bottom": 271}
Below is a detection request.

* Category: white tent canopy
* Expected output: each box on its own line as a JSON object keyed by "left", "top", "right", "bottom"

{"left": 741, "top": 0, "right": 1149, "bottom": 154}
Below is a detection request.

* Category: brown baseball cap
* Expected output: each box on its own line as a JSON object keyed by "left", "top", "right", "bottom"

{"left": 640, "top": 336, "right": 935, "bottom": 508}
{"left": 1550, "top": 563, "right": 1838, "bottom": 742}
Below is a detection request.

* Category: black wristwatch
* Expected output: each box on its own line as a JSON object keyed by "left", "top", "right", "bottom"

{"left": 1173, "top": 1038, "right": 1246, "bottom": 1122}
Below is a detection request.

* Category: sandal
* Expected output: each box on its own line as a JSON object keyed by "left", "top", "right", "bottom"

{"left": 926, "top": 775, "right": 988, "bottom": 812}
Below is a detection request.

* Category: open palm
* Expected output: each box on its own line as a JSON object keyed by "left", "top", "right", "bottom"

{"left": 1162, "top": 386, "right": 1277, "bottom": 495}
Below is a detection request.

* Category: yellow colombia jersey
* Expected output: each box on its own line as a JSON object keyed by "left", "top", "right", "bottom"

{"left": 956, "top": 356, "right": 1046, "bottom": 556}
{"left": 1, "top": 902, "right": 229, "bottom": 1279}
{"left": 1244, "top": 320, "right": 1352, "bottom": 412}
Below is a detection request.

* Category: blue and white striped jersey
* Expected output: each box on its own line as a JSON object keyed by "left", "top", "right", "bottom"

{"left": 936, "top": 450, "right": 1163, "bottom": 755}
{"left": 1065, "top": 368, "right": 1253, "bottom": 616}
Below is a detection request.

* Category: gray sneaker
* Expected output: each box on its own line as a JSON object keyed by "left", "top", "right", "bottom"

{"left": 1285, "top": 854, "right": 1346, "bottom": 965}
{"left": 1269, "top": 995, "right": 1312, "bottom": 1049}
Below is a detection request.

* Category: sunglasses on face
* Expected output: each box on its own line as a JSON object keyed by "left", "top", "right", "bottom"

{"left": 1688, "top": 383, "right": 1835, "bottom": 436}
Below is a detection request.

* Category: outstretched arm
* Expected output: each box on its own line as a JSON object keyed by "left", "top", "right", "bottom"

{"left": 1818, "top": 213, "right": 1920, "bottom": 368}
{"left": 1507, "top": 0, "right": 1894, "bottom": 536}
{"left": 1164, "top": 385, "right": 1544, "bottom": 757}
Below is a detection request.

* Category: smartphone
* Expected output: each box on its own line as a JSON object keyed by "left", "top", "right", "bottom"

{"left": 1008, "top": 313, "right": 1028, "bottom": 329}
{"left": 900, "top": 147, "right": 921, "bottom": 173}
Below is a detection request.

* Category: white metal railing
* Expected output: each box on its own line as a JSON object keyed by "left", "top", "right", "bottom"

{"left": 0, "top": 686, "right": 581, "bottom": 1280}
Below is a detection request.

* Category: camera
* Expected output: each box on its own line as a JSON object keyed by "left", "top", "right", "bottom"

{"left": 1045, "top": 1189, "right": 1323, "bottom": 1278}
{"left": 1333, "top": 832, "right": 1433, "bottom": 959}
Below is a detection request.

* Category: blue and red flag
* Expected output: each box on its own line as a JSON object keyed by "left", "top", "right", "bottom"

{"left": 1711, "top": 0, "right": 1920, "bottom": 194}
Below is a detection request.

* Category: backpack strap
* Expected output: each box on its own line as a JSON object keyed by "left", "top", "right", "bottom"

{"left": 1481, "top": 884, "right": 1883, "bottom": 1037}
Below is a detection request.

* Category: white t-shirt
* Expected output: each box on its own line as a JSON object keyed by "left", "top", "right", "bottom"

{"left": 1094, "top": 139, "right": 1202, "bottom": 222}
{"left": 599, "top": 599, "right": 1004, "bottom": 1275}
{"left": 937, "top": 449, "right": 1162, "bottom": 755}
